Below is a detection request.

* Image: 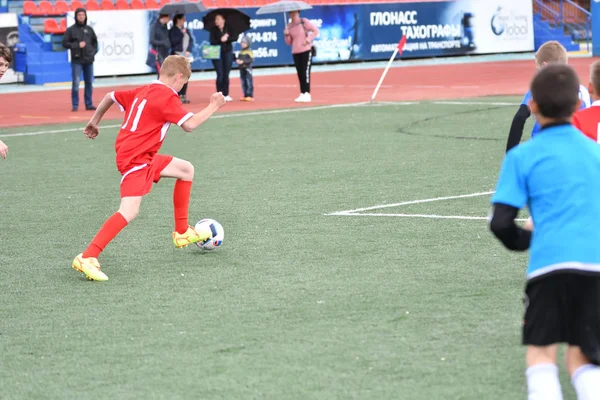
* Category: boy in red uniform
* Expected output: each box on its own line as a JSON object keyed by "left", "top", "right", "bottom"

{"left": 573, "top": 60, "right": 600, "bottom": 142}
{"left": 73, "top": 55, "right": 226, "bottom": 281}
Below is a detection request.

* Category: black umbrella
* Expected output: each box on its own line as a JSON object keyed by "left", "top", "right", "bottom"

{"left": 159, "top": 1, "right": 207, "bottom": 15}
{"left": 202, "top": 9, "right": 251, "bottom": 38}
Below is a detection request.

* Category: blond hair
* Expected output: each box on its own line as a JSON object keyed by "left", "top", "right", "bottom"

{"left": 160, "top": 55, "right": 191, "bottom": 80}
{"left": 535, "top": 41, "right": 568, "bottom": 67}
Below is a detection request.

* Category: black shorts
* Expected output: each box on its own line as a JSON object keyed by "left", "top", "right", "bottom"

{"left": 523, "top": 272, "right": 600, "bottom": 365}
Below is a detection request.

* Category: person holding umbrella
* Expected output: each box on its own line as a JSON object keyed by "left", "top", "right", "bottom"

{"left": 169, "top": 14, "right": 194, "bottom": 104}
{"left": 284, "top": 10, "right": 319, "bottom": 103}
{"left": 208, "top": 14, "right": 234, "bottom": 102}
{"left": 203, "top": 9, "right": 251, "bottom": 103}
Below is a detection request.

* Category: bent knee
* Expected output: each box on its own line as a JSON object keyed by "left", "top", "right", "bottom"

{"left": 119, "top": 208, "right": 139, "bottom": 222}
{"left": 180, "top": 160, "right": 194, "bottom": 180}
{"left": 118, "top": 202, "right": 141, "bottom": 222}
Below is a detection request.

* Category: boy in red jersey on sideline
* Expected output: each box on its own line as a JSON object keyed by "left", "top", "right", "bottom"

{"left": 573, "top": 60, "right": 600, "bottom": 142}
{"left": 73, "top": 55, "right": 226, "bottom": 281}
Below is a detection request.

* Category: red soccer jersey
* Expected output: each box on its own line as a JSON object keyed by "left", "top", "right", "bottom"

{"left": 572, "top": 102, "right": 600, "bottom": 142}
{"left": 110, "top": 80, "right": 194, "bottom": 174}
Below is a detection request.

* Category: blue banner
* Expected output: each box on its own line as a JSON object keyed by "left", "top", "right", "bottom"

{"left": 142, "top": 0, "right": 534, "bottom": 73}
{"left": 593, "top": 0, "right": 600, "bottom": 56}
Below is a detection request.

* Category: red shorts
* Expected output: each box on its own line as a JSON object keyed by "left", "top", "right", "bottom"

{"left": 120, "top": 154, "right": 173, "bottom": 198}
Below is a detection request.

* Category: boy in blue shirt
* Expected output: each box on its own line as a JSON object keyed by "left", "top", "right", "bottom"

{"left": 490, "top": 64, "right": 600, "bottom": 400}
{"left": 506, "top": 41, "right": 591, "bottom": 152}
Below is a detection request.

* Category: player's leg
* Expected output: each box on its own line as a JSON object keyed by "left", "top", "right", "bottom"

{"left": 567, "top": 346, "right": 600, "bottom": 400}
{"left": 526, "top": 346, "right": 563, "bottom": 400}
{"left": 157, "top": 156, "right": 210, "bottom": 248}
{"left": 523, "top": 276, "right": 565, "bottom": 399}
{"left": 73, "top": 196, "right": 142, "bottom": 281}
{"left": 566, "top": 275, "right": 600, "bottom": 400}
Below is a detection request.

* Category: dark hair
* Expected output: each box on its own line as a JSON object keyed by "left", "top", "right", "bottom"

{"left": 0, "top": 43, "right": 11, "bottom": 64}
{"left": 173, "top": 14, "right": 184, "bottom": 25}
{"left": 531, "top": 64, "right": 580, "bottom": 119}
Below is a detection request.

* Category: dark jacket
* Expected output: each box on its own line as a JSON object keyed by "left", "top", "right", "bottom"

{"left": 150, "top": 19, "right": 171, "bottom": 59}
{"left": 62, "top": 8, "right": 98, "bottom": 64}
{"left": 236, "top": 49, "right": 253, "bottom": 70}
{"left": 209, "top": 25, "right": 233, "bottom": 53}
{"left": 169, "top": 26, "right": 193, "bottom": 54}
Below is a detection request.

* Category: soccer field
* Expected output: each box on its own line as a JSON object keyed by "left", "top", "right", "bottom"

{"left": 1, "top": 97, "right": 576, "bottom": 400}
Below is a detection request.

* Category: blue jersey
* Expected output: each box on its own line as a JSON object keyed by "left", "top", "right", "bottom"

{"left": 492, "top": 123, "right": 600, "bottom": 280}
{"left": 522, "top": 85, "right": 591, "bottom": 137}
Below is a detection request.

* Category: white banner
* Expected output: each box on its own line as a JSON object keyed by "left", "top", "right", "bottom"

{"left": 443, "top": 0, "right": 534, "bottom": 54}
{"left": 0, "top": 13, "right": 19, "bottom": 84}
{"left": 67, "top": 10, "right": 153, "bottom": 77}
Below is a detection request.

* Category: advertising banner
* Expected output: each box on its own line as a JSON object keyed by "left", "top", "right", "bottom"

{"left": 0, "top": 13, "right": 19, "bottom": 84}
{"left": 64, "top": 0, "right": 533, "bottom": 76}
{"left": 67, "top": 9, "right": 154, "bottom": 77}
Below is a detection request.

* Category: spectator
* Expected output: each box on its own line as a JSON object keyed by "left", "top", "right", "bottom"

{"left": 209, "top": 14, "right": 234, "bottom": 102}
{"left": 62, "top": 8, "right": 98, "bottom": 112}
{"left": 150, "top": 13, "right": 171, "bottom": 78}
{"left": 284, "top": 10, "right": 319, "bottom": 103}
{"left": 169, "top": 14, "right": 193, "bottom": 104}
{"left": 235, "top": 35, "right": 254, "bottom": 101}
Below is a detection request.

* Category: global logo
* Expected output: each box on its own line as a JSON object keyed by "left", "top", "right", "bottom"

{"left": 491, "top": 7, "right": 505, "bottom": 36}
{"left": 490, "top": 6, "right": 529, "bottom": 37}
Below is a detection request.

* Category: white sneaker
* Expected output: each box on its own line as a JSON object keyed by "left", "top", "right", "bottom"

{"left": 295, "top": 93, "right": 311, "bottom": 103}
{"left": 224, "top": 96, "right": 233, "bottom": 102}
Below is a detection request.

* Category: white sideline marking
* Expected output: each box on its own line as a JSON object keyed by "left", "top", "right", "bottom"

{"left": 0, "top": 102, "right": 374, "bottom": 138}
{"left": 324, "top": 190, "right": 513, "bottom": 221}
{"left": 0, "top": 100, "right": 516, "bottom": 138}
{"left": 334, "top": 212, "right": 527, "bottom": 222}
{"left": 327, "top": 191, "right": 495, "bottom": 215}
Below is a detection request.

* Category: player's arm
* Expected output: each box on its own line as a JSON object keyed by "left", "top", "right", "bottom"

{"left": 489, "top": 150, "right": 531, "bottom": 251}
{"left": 489, "top": 203, "right": 531, "bottom": 251}
{"left": 180, "top": 92, "right": 226, "bottom": 133}
{"left": 83, "top": 93, "right": 115, "bottom": 139}
{"left": 506, "top": 104, "right": 531, "bottom": 152}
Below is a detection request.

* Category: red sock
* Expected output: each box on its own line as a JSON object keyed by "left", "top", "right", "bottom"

{"left": 173, "top": 180, "right": 193, "bottom": 234}
{"left": 82, "top": 212, "right": 128, "bottom": 259}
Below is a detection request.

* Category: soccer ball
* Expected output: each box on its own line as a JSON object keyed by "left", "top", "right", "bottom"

{"left": 194, "top": 218, "right": 224, "bottom": 250}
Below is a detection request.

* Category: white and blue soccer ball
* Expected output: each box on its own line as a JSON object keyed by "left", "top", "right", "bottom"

{"left": 194, "top": 218, "right": 224, "bottom": 250}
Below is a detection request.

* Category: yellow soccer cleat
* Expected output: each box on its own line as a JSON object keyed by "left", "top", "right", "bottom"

{"left": 72, "top": 253, "right": 109, "bottom": 281}
{"left": 173, "top": 226, "right": 211, "bottom": 249}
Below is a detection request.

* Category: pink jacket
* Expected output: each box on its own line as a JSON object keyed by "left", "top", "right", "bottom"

{"left": 284, "top": 17, "right": 319, "bottom": 55}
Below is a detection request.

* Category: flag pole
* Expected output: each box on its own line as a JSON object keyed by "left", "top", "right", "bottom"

{"left": 370, "top": 36, "right": 407, "bottom": 103}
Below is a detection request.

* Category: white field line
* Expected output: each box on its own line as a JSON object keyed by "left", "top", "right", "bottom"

{"left": 326, "top": 191, "right": 495, "bottom": 216}
{"left": 0, "top": 102, "right": 370, "bottom": 138}
{"left": 0, "top": 100, "right": 517, "bottom": 139}
{"left": 332, "top": 212, "right": 527, "bottom": 222}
